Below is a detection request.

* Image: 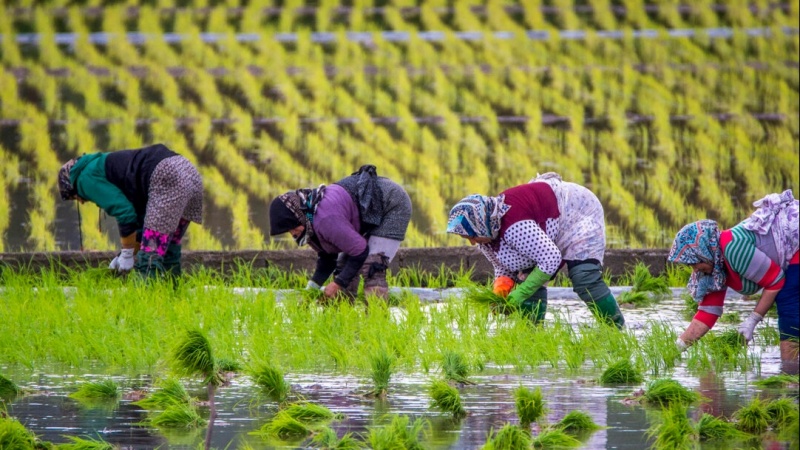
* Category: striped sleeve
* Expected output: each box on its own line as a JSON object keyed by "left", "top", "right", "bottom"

{"left": 724, "top": 226, "right": 785, "bottom": 292}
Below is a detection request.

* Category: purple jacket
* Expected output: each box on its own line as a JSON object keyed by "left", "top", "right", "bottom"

{"left": 313, "top": 184, "right": 367, "bottom": 256}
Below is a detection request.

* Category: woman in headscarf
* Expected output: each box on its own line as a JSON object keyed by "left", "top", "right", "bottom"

{"left": 668, "top": 190, "right": 799, "bottom": 371}
{"left": 58, "top": 143, "right": 203, "bottom": 278}
{"left": 446, "top": 173, "right": 624, "bottom": 328}
{"left": 269, "top": 165, "right": 412, "bottom": 300}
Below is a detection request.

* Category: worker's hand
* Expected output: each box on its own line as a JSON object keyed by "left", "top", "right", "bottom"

{"left": 492, "top": 276, "right": 515, "bottom": 297}
{"left": 737, "top": 312, "right": 763, "bottom": 343}
{"left": 676, "top": 337, "right": 689, "bottom": 353}
{"left": 323, "top": 282, "right": 342, "bottom": 298}
{"left": 109, "top": 248, "right": 135, "bottom": 272}
{"left": 306, "top": 280, "right": 322, "bottom": 290}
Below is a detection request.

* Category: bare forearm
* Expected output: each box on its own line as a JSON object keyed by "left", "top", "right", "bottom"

{"left": 753, "top": 289, "right": 780, "bottom": 317}
{"left": 680, "top": 320, "right": 711, "bottom": 345}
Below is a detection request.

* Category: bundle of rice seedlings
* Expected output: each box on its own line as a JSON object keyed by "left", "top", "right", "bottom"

{"left": 642, "top": 378, "right": 702, "bottom": 407}
{"left": 216, "top": 358, "right": 242, "bottom": 373}
{"left": 531, "top": 429, "right": 582, "bottom": 448}
{"left": 250, "top": 364, "right": 291, "bottom": 403}
{"left": 765, "top": 397, "right": 799, "bottom": 430}
{"left": 718, "top": 312, "right": 741, "bottom": 324}
{"left": 630, "top": 262, "right": 670, "bottom": 296}
{"left": 311, "top": 427, "right": 364, "bottom": 450}
{"left": 616, "top": 290, "right": 652, "bottom": 307}
{"left": 282, "top": 402, "right": 340, "bottom": 423}
{"left": 556, "top": 411, "right": 602, "bottom": 432}
{"left": 148, "top": 403, "right": 206, "bottom": 429}
{"left": 255, "top": 410, "right": 314, "bottom": 438}
{"left": 0, "top": 416, "right": 40, "bottom": 448}
{"left": 754, "top": 374, "right": 800, "bottom": 388}
{"left": 442, "top": 350, "right": 476, "bottom": 385}
{"left": 385, "top": 415, "right": 429, "bottom": 449}
{"left": 59, "top": 435, "right": 115, "bottom": 450}
{"left": 69, "top": 380, "right": 120, "bottom": 401}
{"left": 171, "top": 329, "right": 219, "bottom": 385}
{"left": 480, "top": 424, "right": 532, "bottom": 450}
{"left": 733, "top": 397, "right": 770, "bottom": 433}
{"left": 429, "top": 380, "right": 466, "bottom": 418}
{"left": 369, "top": 350, "right": 395, "bottom": 397}
{"left": 463, "top": 285, "right": 513, "bottom": 314}
{"left": 695, "top": 413, "right": 749, "bottom": 441}
{"left": 599, "top": 360, "right": 644, "bottom": 384}
{"left": 645, "top": 403, "right": 696, "bottom": 449}
{"left": 0, "top": 374, "right": 21, "bottom": 400}
{"left": 133, "top": 378, "right": 192, "bottom": 409}
{"left": 514, "top": 386, "right": 547, "bottom": 427}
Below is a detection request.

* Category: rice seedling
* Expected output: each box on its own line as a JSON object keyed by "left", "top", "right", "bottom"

{"left": 462, "top": 285, "right": 514, "bottom": 314}
{"left": 0, "top": 416, "right": 43, "bottom": 448}
{"left": 254, "top": 410, "right": 315, "bottom": 439}
{"left": 368, "top": 350, "right": 395, "bottom": 397}
{"left": 133, "top": 378, "right": 192, "bottom": 409}
{"left": 480, "top": 424, "right": 532, "bottom": 450}
{"left": 765, "top": 397, "right": 799, "bottom": 430}
{"left": 695, "top": 413, "right": 749, "bottom": 441}
{"left": 0, "top": 374, "right": 20, "bottom": 400}
{"left": 663, "top": 263, "right": 692, "bottom": 287}
{"left": 364, "top": 415, "right": 429, "bottom": 450}
{"left": 616, "top": 289, "right": 652, "bottom": 307}
{"left": 641, "top": 378, "right": 702, "bottom": 407}
{"left": 556, "top": 410, "right": 603, "bottom": 432}
{"left": 58, "top": 434, "right": 115, "bottom": 449}
{"left": 249, "top": 364, "right": 291, "bottom": 403}
{"left": 599, "top": 360, "right": 644, "bottom": 384}
{"left": 645, "top": 403, "right": 696, "bottom": 449}
{"left": 216, "top": 358, "right": 242, "bottom": 373}
{"left": 69, "top": 380, "right": 120, "bottom": 401}
{"left": 282, "top": 401, "right": 341, "bottom": 423}
{"left": 531, "top": 429, "right": 582, "bottom": 448}
{"left": 514, "top": 386, "right": 547, "bottom": 428}
{"left": 718, "top": 312, "right": 741, "bottom": 324}
{"left": 311, "top": 427, "right": 364, "bottom": 449}
{"left": 733, "top": 397, "right": 770, "bottom": 433}
{"left": 147, "top": 403, "right": 206, "bottom": 429}
{"left": 754, "top": 374, "right": 799, "bottom": 388}
{"left": 441, "top": 350, "right": 476, "bottom": 385}
{"left": 429, "top": 380, "right": 466, "bottom": 418}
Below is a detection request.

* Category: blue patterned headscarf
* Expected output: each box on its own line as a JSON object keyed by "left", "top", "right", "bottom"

{"left": 446, "top": 194, "right": 510, "bottom": 239}
{"left": 667, "top": 220, "right": 726, "bottom": 302}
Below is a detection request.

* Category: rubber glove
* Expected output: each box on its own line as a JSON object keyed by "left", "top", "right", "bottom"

{"left": 109, "top": 248, "right": 135, "bottom": 272}
{"left": 492, "top": 276, "right": 515, "bottom": 297}
{"left": 737, "top": 312, "right": 763, "bottom": 342}
{"left": 676, "top": 337, "right": 689, "bottom": 352}
{"left": 306, "top": 280, "right": 322, "bottom": 290}
{"left": 506, "top": 268, "right": 551, "bottom": 307}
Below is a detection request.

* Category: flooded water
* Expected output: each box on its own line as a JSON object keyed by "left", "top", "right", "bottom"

{"left": 2, "top": 289, "right": 797, "bottom": 449}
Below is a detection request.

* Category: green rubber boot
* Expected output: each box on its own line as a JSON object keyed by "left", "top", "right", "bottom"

{"left": 135, "top": 251, "right": 166, "bottom": 279}
{"left": 588, "top": 293, "right": 625, "bottom": 329}
{"left": 163, "top": 243, "right": 182, "bottom": 277}
{"left": 518, "top": 286, "right": 548, "bottom": 324}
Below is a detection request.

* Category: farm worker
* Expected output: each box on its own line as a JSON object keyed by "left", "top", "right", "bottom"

{"left": 269, "top": 164, "right": 412, "bottom": 300}
{"left": 446, "top": 172, "right": 624, "bottom": 328}
{"left": 58, "top": 143, "right": 203, "bottom": 278}
{"left": 668, "top": 190, "right": 799, "bottom": 371}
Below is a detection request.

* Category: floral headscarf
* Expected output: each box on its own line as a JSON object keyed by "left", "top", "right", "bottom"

{"left": 667, "top": 220, "right": 726, "bottom": 302}
{"left": 58, "top": 158, "right": 79, "bottom": 201}
{"left": 740, "top": 189, "right": 799, "bottom": 269}
{"left": 446, "top": 194, "right": 511, "bottom": 239}
{"left": 276, "top": 186, "right": 326, "bottom": 246}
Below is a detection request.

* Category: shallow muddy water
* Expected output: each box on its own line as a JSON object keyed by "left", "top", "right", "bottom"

{"left": 3, "top": 289, "right": 797, "bottom": 449}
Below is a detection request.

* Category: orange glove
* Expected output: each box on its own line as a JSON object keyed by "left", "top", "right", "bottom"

{"left": 492, "top": 276, "right": 515, "bottom": 297}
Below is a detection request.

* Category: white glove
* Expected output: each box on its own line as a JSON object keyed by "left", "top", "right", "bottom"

{"left": 737, "top": 312, "right": 764, "bottom": 342}
{"left": 676, "top": 337, "right": 689, "bottom": 352}
{"left": 306, "top": 280, "right": 322, "bottom": 290}
{"left": 109, "top": 248, "right": 135, "bottom": 272}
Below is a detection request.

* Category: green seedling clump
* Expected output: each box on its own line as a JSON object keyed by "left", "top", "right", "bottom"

{"left": 69, "top": 380, "right": 120, "bottom": 401}
{"left": 0, "top": 374, "right": 21, "bottom": 400}
{"left": 250, "top": 364, "right": 291, "bottom": 403}
{"left": 442, "top": 350, "right": 475, "bottom": 385}
{"left": 171, "top": 329, "right": 218, "bottom": 383}
{"left": 282, "top": 401, "right": 340, "bottom": 423}
{"left": 429, "top": 380, "right": 466, "bottom": 418}
{"left": 216, "top": 358, "right": 242, "bottom": 373}
{"left": 0, "top": 416, "right": 43, "bottom": 448}
{"left": 59, "top": 435, "right": 115, "bottom": 449}
{"left": 733, "top": 397, "right": 771, "bottom": 433}
{"left": 369, "top": 350, "right": 395, "bottom": 397}
{"left": 531, "top": 429, "right": 582, "bottom": 448}
{"left": 646, "top": 404, "right": 696, "bottom": 450}
{"left": 765, "top": 397, "right": 799, "bottom": 430}
{"left": 481, "top": 424, "right": 533, "bottom": 450}
{"left": 365, "top": 415, "right": 429, "bottom": 450}
{"left": 695, "top": 413, "right": 749, "bottom": 441}
{"left": 514, "top": 386, "right": 547, "bottom": 427}
{"left": 557, "top": 410, "right": 602, "bottom": 432}
{"left": 599, "top": 360, "right": 643, "bottom": 384}
{"left": 133, "top": 378, "right": 192, "bottom": 409}
{"left": 642, "top": 378, "right": 702, "bottom": 407}
{"left": 312, "top": 427, "right": 364, "bottom": 450}
{"left": 148, "top": 403, "right": 206, "bottom": 429}
{"left": 255, "top": 410, "right": 315, "bottom": 438}
{"left": 754, "top": 374, "right": 799, "bottom": 388}
{"left": 464, "top": 285, "right": 513, "bottom": 314}
{"left": 616, "top": 290, "right": 651, "bottom": 307}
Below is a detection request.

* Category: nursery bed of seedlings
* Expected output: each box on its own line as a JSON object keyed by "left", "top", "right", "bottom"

{"left": 1, "top": 267, "right": 797, "bottom": 449}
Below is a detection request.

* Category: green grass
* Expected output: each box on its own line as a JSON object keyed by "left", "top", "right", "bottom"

{"left": 429, "top": 380, "right": 466, "bottom": 418}
{"left": 480, "top": 424, "right": 533, "bottom": 450}
{"left": 69, "top": 380, "right": 120, "bottom": 401}
{"left": 599, "top": 360, "right": 644, "bottom": 384}
{"left": 514, "top": 386, "right": 547, "bottom": 428}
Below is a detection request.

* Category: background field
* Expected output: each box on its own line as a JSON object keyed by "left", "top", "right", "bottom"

{"left": 0, "top": 0, "right": 798, "bottom": 252}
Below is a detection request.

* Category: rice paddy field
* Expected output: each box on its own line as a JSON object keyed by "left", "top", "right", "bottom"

{"left": 0, "top": 0, "right": 798, "bottom": 252}
{"left": 1, "top": 265, "right": 798, "bottom": 449}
